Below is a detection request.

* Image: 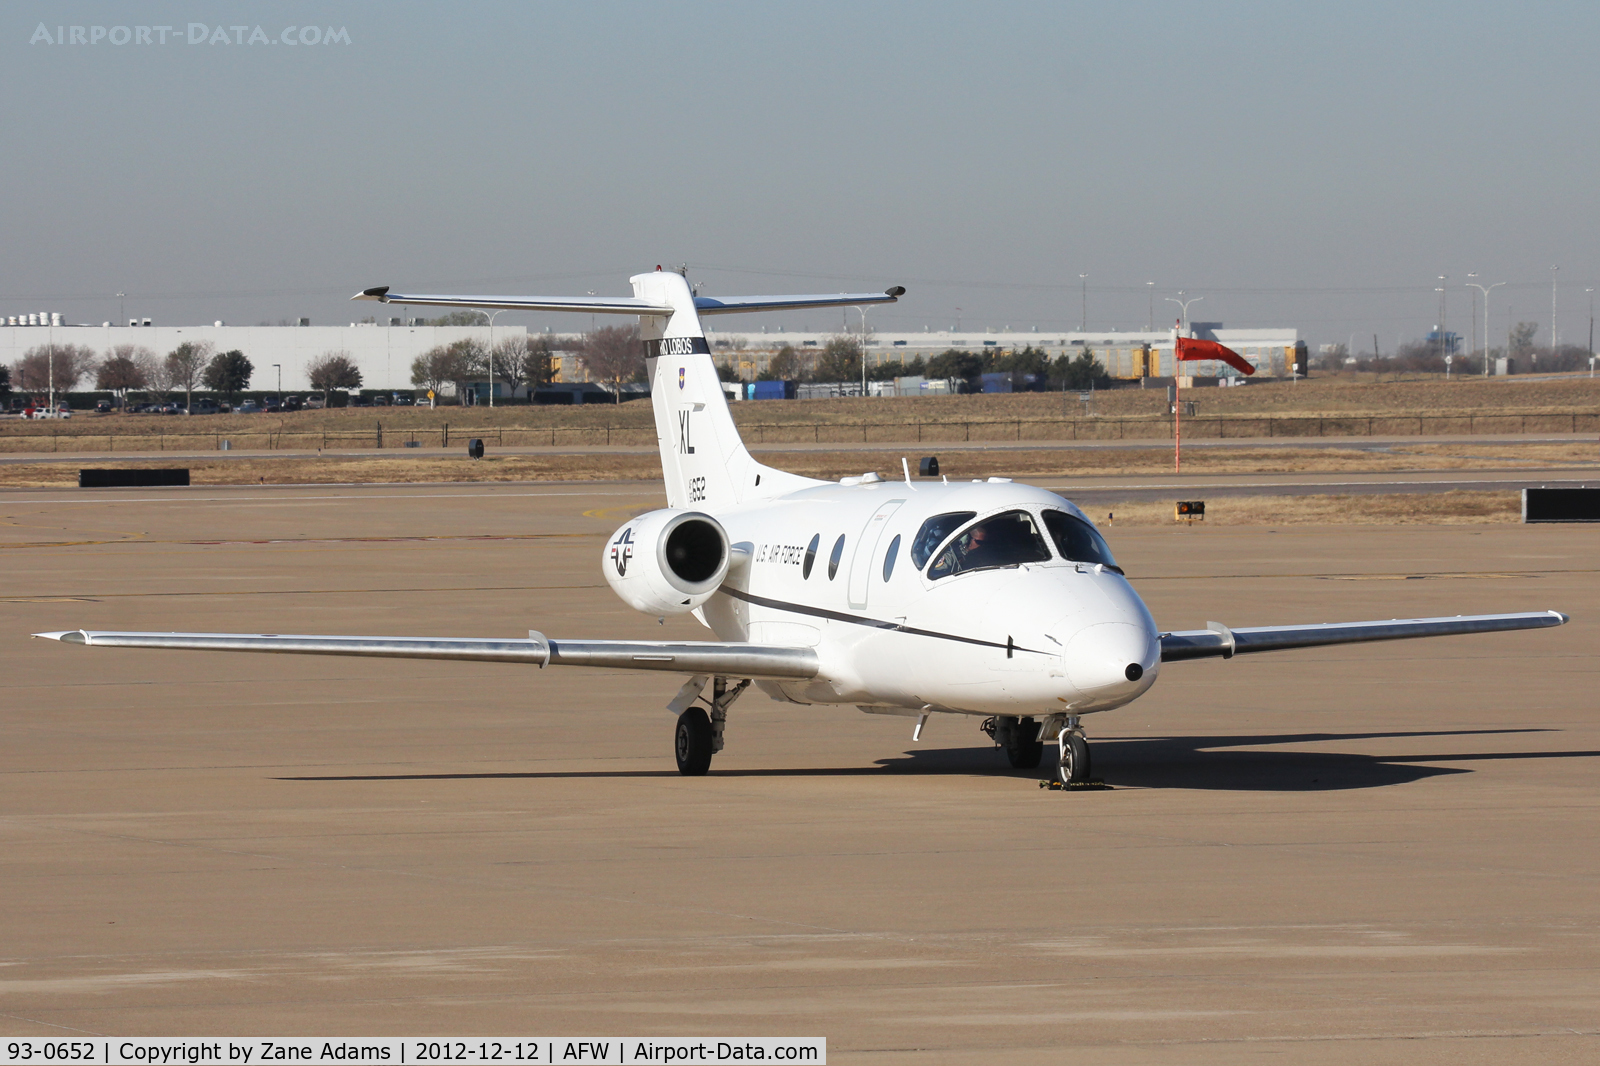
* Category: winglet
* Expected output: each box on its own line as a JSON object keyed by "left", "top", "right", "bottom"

{"left": 33, "top": 631, "right": 86, "bottom": 643}
{"left": 351, "top": 286, "right": 391, "bottom": 302}
{"left": 885, "top": 286, "right": 906, "bottom": 298}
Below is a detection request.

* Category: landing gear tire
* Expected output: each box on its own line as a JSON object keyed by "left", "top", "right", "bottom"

{"left": 1058, "top": 732, "right": 1091, "bottom": 785}
{"left": 675, "top": 707, "right": 714, "bottom": 776}
{"left": 1002, "top": 716, "right": 1044, "bottom": 769}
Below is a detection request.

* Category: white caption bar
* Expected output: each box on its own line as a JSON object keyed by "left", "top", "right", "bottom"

{"left": 0, "top": 1041, "right": 823, "bottom": 1066}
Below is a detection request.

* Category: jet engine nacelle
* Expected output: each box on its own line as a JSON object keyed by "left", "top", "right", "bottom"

{"left": 603, "top": 508, "right": 731, "bottom": 615}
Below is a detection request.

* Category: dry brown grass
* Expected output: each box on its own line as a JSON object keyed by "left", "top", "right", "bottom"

{"left": 4, "top": 374, "right": 1596, "bottom": 450}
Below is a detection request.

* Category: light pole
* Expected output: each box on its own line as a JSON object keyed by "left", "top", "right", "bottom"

{"left": 272, "top": 364, "right": 281, "bottom": 402}
{"left": 1440, "top": 275, "right": 1452, "bottom": 368}
{"left": 857, "top": 305, "right": 870, "bottom": 397}
{"left": 1550, "top": 265, "right": 1559, "bottom": 358}
{"left": 1146, "top": 281, "right": 1154, "bottom": 331}
{"left": 116, "top": 291, "right": 126, "bottom": 325}
{"left": 1467, "top": 278, "right": 1504, "bottom": 376}
{"left": 1078, "top": 274, "right": 1088, "bottom": 332}
{"left": 1588, "top": 288, "right": 1595, "bottom": 375}
{"left": 1165, "top": 293, "right": 1204, "bottom": 334}
{"left": 474, "top": 309, "right": 507, "bottom": 407}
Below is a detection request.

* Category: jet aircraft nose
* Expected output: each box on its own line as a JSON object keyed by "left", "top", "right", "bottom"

{"left": 1064, "top": 621, "right": 1159, "bottom": 704}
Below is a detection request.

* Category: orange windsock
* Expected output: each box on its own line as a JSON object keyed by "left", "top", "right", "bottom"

{"left": 1176, "top": 336, "right": 1255, "bottom": 375}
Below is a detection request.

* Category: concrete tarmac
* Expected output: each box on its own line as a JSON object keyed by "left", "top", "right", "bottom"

{"left": 1, "top": 482, "right": 1596, "bottom": 1062}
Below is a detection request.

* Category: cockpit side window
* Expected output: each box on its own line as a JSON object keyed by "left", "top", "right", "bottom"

{"left": 910, "top": 511, "right": 976, "bottom": 570}
{"left": 927, "top": 509, "right": 1052, "bottom": 580}
{"left": 1043, "top": 509, "right": 1121, "bottom": 572}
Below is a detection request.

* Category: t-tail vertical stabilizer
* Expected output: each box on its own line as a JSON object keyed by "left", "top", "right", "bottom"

{"left": 632, "top": 269, "right": 812, "bottom": 511}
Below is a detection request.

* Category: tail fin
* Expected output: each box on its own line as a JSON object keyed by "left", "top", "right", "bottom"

{"left": 351, "top": 269, "right": 904, "bottom": 510}
{"left": 631, "top": 269, "right": 817, "bottom": 510}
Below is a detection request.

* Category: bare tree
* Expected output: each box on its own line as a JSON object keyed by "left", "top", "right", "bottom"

{"left": 14, "top": 344, "right": 98, "bottom": 395}
{"left": 488, "top": 336, "right": 531, "bottom": 396}
{"left": 307, "top": 350, "right": 364, "bottom": 401}
{"left": 97, "top": 345, "right": 152, "bottom": 402}
{"left": 761, "top": 345, "right": 801, "bottom": 381}
{"left": 815, "top": 335, "right": 862, "bottom": 383}
{"left": 137, "top": 349, "right": 175, "bottom": 404}
{"left": 410, "top": 344, "right": 479, "bottom": 406}
{"left": 579, "top": 325, "right": 643, "bottom": 402}
{"left": 166, "top": 341, "right": 213, "bottom": 410}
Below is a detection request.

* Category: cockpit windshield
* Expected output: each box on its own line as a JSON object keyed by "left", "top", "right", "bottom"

{"left": 910, "top": 511, "right": 976, "bottom": 570}
{"left": 927, "top": 510, "right": 1052, "bottom": 580}
{"left": 1042, "top": 509, "right": 1121, "bottom": 571}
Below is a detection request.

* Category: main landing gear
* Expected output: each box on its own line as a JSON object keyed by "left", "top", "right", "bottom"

{"left": 984, "top": 715, "right": 1045, "bottom": 769}
{"left": 671, "top": 676, "right": 749, "bottom": 776}
{"left": 983, "top": 714, "right": 1092, "bottom": 784}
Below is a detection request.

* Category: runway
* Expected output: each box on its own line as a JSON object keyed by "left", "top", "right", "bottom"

{"left": 1, "top": 483, "right": 1596, "bottom": 1061}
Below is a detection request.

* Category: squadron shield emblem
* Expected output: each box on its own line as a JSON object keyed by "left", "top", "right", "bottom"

{"left": 678, "top": 366, "right": 686, "bottom": 390}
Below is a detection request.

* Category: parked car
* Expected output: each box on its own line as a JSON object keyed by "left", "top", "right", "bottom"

{"left": 185, "top": 400, "right": 220, "bottom": 416}
{"left": 95, "top": 400, "right": 113, "bottom": 413}
{"left": 282, "top": 396, "right": 304, "bottom": 412}
{"left": 303, "top": 395, "right": 325, "bottom": 410}
{"left": 391, "top": 393, "right": 415, "bottom": 406}
{"left": 157, "top": 402, "right": 182, "bottom": 415}
{"left": 235, "top": 400, "right": 261, "bottom": 414}
{"left": 261, "top": 398, "right": 282, "bottom": 413}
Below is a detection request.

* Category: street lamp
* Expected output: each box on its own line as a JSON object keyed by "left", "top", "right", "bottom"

{"left": 1146, "top": 281, "right": 1154, "bottom": 331}
{"left": 272, "top": 364, "right": 281, "bottom": 403}
{"left": 1466, "top": 278, "right": 1505, "bottom": 377}
{"left": 1078, "top": 274, "right": 1088, "bottom": 332}
{"left": 1435, "top": 277, "right": 1447, "bottom": 366}
{"left": 116, "top": 291, "right": 126, "bottom": 325}
{"left": 474, "top": 308, "right": 507, "bottom": 407}
{"left": 857, "top": 305, "right": 870, "bottom": 397}
{"left": 1550, "top": 265, "right": 1559, "bottom": 357}
{"left": 1165, "top": 293, "right": 1204, "bottom": 334}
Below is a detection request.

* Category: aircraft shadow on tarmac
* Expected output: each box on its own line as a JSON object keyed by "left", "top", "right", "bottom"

{"left": 280, "top": 728, "right": 1599, "bottom": 792}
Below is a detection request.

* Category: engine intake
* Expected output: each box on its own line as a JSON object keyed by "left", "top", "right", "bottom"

{"left": 603, "top": 509, "right": 731, "bottom": 615}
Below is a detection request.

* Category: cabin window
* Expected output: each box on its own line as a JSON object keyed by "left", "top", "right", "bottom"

{"left": 910, "top": 511, "right": 976, "bottom": 569}
{"left": 802, "top": 534, "right": 819, "bottom": 579}
{"left": 882, "top": 535, "right": 901, "bottom": 581}
{"left": 1043, "top": 509, "right": 1121, "bottom": 571}
{"left": 927, "top": 510, "right": 1051, "bottom": 580}
{"left": 828, "top": 534, "right": 846, "bottom": 579}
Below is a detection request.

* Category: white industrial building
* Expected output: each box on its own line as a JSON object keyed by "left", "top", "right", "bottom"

{"left": 702, "top": 324, "right": 1303, "bottom": 380}
{"left": 1, "top": 320, "right": 532, "bottom": 393}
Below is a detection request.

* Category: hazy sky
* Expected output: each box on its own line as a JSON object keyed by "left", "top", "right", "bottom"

{"left": 5, "top": 1, "right": 1598, "bottom": 352}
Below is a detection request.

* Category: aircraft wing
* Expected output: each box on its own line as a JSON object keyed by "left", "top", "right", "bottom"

{"left": 1159, "top": 610, "right": 1567, "bottom": 662}
{"left": 30, "top": 630, "right": 819, "bottom": 680}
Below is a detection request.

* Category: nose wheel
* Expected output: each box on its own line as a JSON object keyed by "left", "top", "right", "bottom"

{"left": 1057, "top": 722, "right": 1091, "bottom": 785}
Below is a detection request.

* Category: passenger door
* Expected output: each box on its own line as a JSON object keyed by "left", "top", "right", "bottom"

{"left": 847, "top": 500, "right": 904, "bottom": 610}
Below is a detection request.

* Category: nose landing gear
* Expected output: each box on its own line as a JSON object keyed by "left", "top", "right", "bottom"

{"left": 1056, "top": 717, "right": 1091, "bottom": 785}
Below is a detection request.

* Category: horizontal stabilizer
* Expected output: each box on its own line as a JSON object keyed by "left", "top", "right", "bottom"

{"left": 1159, "top": 610, "right": 1567, "bottom": 662}
{"left": 351, "top": 288, "right": 672, "bottom": 315}
{"left": 350, "top": 284, "right": 904, "bottom": 318}
{"left": 694, "top": 287, "right": 905, "bottom": 315}
{"left": 32, "top": 630, "right": 819, "bottom": 680}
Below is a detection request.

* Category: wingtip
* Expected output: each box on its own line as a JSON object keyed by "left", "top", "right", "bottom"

{"left": 351, "top": 286, "right": 390, "bottom": 302}
{"left": 33, "top": 630, "right": 86, "bottom": 643}
{"left": 885, "top": 285, "right": 906, "bottom": 298}
{"left": 1551, "top": 610, "right": 1571, "bottom": 624}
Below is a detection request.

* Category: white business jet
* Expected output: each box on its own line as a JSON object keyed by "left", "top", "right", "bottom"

{"left": 35, "top": 268, "right": 1568, "bottom": 782}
